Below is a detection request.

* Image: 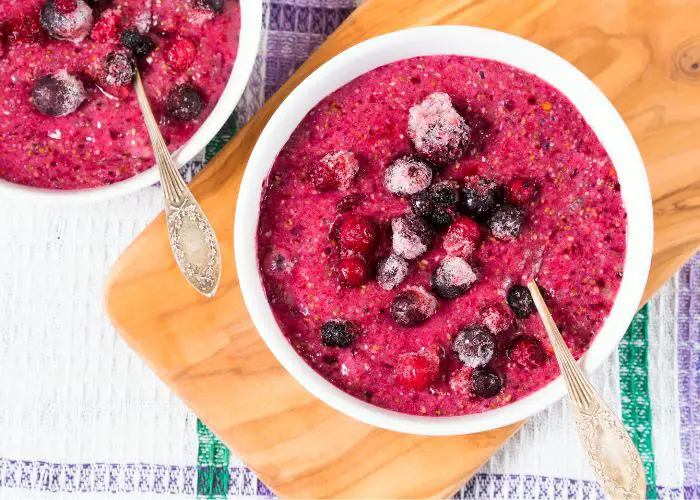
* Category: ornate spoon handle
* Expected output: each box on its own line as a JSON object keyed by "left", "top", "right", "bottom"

{"left": 527, "top": 282, "right": 645, "bottom": 499}
{"left": 134, "top": 71, "right": 221, "bottom": 297}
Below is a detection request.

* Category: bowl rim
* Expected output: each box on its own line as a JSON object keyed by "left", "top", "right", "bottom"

{"left": 0, "top": 0, "right": 263, "bottom": 204}
{"left": 234, "top": 25, "right": 654, "bottom": 436}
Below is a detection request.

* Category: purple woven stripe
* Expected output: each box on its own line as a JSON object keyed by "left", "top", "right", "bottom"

{"left": 678, "top": 253, "right": 700, "bottom": 490}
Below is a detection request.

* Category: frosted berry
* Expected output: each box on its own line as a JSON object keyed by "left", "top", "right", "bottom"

{"left": 448, "top": 366, "right": 473, "bottom": 394}
{"left": 103, "top": 51, "right": 135, "bottom": 86}
{"left": 167, "top": 84, "right": 204, "bottom": 121}
{"left": 90, "top": 9, "right": 120, "bottom": 42}
{"left": 431, "top": 256, "right": 477, "bottom": 299}
{"left": 337, "top": 256, "right": 369, "bottom": 287}
{"left": 121, "top": 28, "right": 156, "bottom": 58}
{"left": 193, "top": 0, "right": 225, "bottom": 13}
{"left": 394, "top": 348, "right": 440, "bottom": 389}
{"left": 338, "top": 215, "right": 376, "bottom": 253}
{"left": 391, "top": 213, "right": 432, "bottom": 260}
{"left": 508, "top": 335, "right": 548, "bottom": 369}
{"left": 453, "top": 325, "right": 495, "bottom": 367}
{"left": 459, "top": 176, "right": 502, "bottom": 218}
{"left": 384, "top": 156, "right": 432, "bottom": 196}
{"left": 488, "top": 205, "right": 524, "bottom": 241}
{"left": 32, "top": 71, "right": 87, "bottom": 117}
{"left": 443, "top": 216, "right": 481, "bottom": 258}
{"left": 390, "top": 286, "right": 437, "bottom": 327}
{"left": 376, "top": 254, "right": 408, "bottom": 291}
{"left": 507, "top": 285, "right": 535, "bottom": 318}
{"left": 428, "top": 180, "right": 459, "bottom": 208}
{"left": 310, "top": 150, "right": 359, "bottom": 192}
{"left": 320, "top": 319, "right": 355, "bottom": 348}
{"left": 408, "top": 92, "right": 470, "bottom": 165}
{"left": 6, "top": 14, "right": 44, "bottom": 45}
{"left": 471, "top": 366, "right": 502, "bottom": 398}
{"left": 40, "top": 0, "right": 94, "bottom": 42}
{"left": 506, "top": 177, "right": 538, "bottom": 205}
{"left": 479, "top": 303, "right": 514, "bottom": 334}
{"left": 410, "top": 191, "right": 453, "bottom": 230}
{"left": 165, "top": 36, "right": 197, "bottom": 72}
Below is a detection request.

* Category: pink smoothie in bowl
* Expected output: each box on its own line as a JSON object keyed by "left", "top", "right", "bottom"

{"left": 256, "top": 55, "right": 627, "bottom": 417}
{"left": 0, "top": 0, "right": 240, "bottom": 190}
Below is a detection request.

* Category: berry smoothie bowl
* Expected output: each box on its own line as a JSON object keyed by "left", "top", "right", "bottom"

{"left": 0, "top": 0, "right": 261, "bottom": 203}
{"left": 235, "top": 27, "right": 653, "bottom": 435}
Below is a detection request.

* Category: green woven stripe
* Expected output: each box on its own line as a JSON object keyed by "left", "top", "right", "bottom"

{"left": 618, "top": 305, "right": 657, "bottom": 498}
{"left": 197, "top": 113, "right": 237, "bottom": 499}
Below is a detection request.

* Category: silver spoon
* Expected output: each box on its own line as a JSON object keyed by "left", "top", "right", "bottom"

{"left": 526, "top": 282, "right": 645, "bottom": 499}
{"left": 134, "top": 71, "right": 221, "bottom": 297}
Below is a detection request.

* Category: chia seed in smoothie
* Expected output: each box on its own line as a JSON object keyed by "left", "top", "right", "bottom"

{"left": 257, "top": 55, "right": 627, "bottom": 417}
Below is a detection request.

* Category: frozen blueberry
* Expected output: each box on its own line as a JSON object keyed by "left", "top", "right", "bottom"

{"left": 40, "top": 0, "right": 94, "bottom": 42}
{"left": 428, "top": 180, "right": 459, "bottom": 208}
{"left": 459, "top": 176, "right": 503, "bottom": 218}
{"left": 431, "top": 256, "right": 477, "bottom": 299}
{"left": 167, "top": 84, "right": 205, "bottom": 121}
{"left": 384, "top": 156, "right": 432, "bottom": 196}
{"left": 453, "top": 325, "right": 496, "bottom": 367}
{"left": 31, "top": 71, "right": 87, "bottom": 117}
{"left": 488, "top": 205, "right": 524, "bottom": 241}
{"left": 320, "top": 319, "right": 355, "bottom": 348}
{"left": 390, "top": 286, "right": 437, "bottom": 327}
{"left": 426, "top": 207, "right": 453, "bottom": 229}
{"left": 408, "top": 92, "right": 470, "bottom": 165}
{"left": 410, "top": 191, "right": 453, "bottom": 230}
{"left": 507, "top": 285, "right": 535, "bottom": 318}
{"left": 410, "top": 191, "right": 432, "bottom": 218}
{"left": 471, "top": 366, "right": 503, "bottom": 398}
{"left": 85, "top": 0, "right": 113, "bottom": 10}
{"left": 192, "top": 0, "right": 225, "bottom": 13}
{"left": 121, "top": 28, "right": 156, "bottom": 58}
{"left": 103, "top": 51, "right": 135, "bottom": 86}
{"left": 391, "top": 213, "right": 432, "bottom": 260}
{"left": 376, "top": 254, "right": 409, "bottom": 291}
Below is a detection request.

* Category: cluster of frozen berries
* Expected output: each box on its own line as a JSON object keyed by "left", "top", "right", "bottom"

{"left": 2, "top": 0, "right": 223, "bottom": 119}
{"left": 311, "top": 92, "right": 548, "bottom": 398}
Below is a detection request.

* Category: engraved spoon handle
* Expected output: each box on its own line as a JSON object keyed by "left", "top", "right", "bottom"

{"left": 134, "top": 71, "right": 221, "bottom": 297}
{"left": 527, "top": 282, "right": 646, "bottom": 500}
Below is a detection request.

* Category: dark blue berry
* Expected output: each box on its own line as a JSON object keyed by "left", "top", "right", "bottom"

{"left": 390, "top": 288, "right": 436, "bottom": 327}
{"left": 103, "top": 51, "right": 135, "bottom": 86}
{"left": 507, "top": 285, "right": 535, "bottom": 318}
{"left": 471, "top": 366, "right": 502, "bottom": 398}
{"left": 453, "top": 325, "right": 495, "bottom": 367}
{"left": 428, "top": 180, "right": 459, "bottom": 208}
{"left": 167, "top": 84, "right": 204, "bottom": 121}
{"left": 121, "top": 29, "right": 156, "bottom": 58}
{"left": 410, "top": 191, "right": 454, "bottom": 230}
{"left": 488, "top": 204, "right": 524, "bottom": 241}
{"left": 193, "top": 0, "right": 224, "bottom": 13}
{"left": 31, "top": 72, "right": 86, "bottom": 117}
{"left": 431, "top": 256, "right": 476, "bottom": 299}
{"left": 410, "top": 191, "right": 432, "bottom": 218}
{"left": 320, "top": 319, "right": 355, "bottom": 348}
{"left": 459, "top": 176, "right": 502, "bottom": 218}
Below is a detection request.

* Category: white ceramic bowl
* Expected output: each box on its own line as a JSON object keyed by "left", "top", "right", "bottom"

{"left": 235, "top": 26, "right": 653, "bottom": 436}
{"left": 0, "top": 0, "right": 262, "bottom": 204}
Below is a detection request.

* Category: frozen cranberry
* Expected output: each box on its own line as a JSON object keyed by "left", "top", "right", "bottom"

{"left": 121, "top": 29, "right": 155, "bottom": 58}
{"left": 508, "top": 335, "right": 548, "bottom": 369}
{"left": 41, "top": 0, "right": 94, "bottom": 42}
{"left": 376, "top": 254, "right": 408, "bottom": 291}
{"left": 166, "top": 84, "right": 205, "bottom": 121}
{"left": 408, "top": 92, "right": 470, "bottom": 165}
{"left": 471, "top": 366, "right": 503, "bottom": 398}
{"left": 338, "top": 215, "right": 376, "bottom": 253}
{"left": 384, "top": 155, "right": 432, "bottom": 196}
{"left": 394, "top": 348, "right": 440, "bottom": 389}
{"left": 453, "top": 325, "right": 495, "bottom": 367}
{"left": 459, "top": 176, "right": 503, "bottom": 218}
{"left": 391, "top": 213, "right": 432, "bottom": 260}
{"left": 165, "top": 36, "right": 197, "bottom": 73}
{"left": 488, "top": 205, "right": 524, "bottom": 241}
{"left": 320, "top": 319, "right": 355, "bottom": 348}
{"left": 390, "top": 287, "right": 438, "bottom": 327}
{"left": 90, "top": 9, "right": 120, "bottom": 42}
{"left": 103, "top": 51, "right": 135, "bottom": 86}
{"left": 335, "top": 193, "right": 364, "bottom": 213}
{"left": 432, "top": 256, "right": 477, "bottom": 299}
{"left": 31, "top": 71, "right": 87, "bottom": 117}
{"left": 337, "top": 256, "right": 369, "bottom": 287}
{"left": 193, "top": 0, "right": 225, "bottom": 13}
{"left": 507, "top": 285, "right": 535, "bottom": 318}
{"left": 443, "top": 216, "right": 481, "bottom": 258}
{"left": 479, "top": 303, "right": 514, "bottom": 334}
{"left": 310, "top": 150, "right": 359, "bottom": 192}
{"left": 506, "top": 177, "right": 538, "bottom": 205}
{"left": 448, "top": 366, "right": 473, "bottom": 394}
{"left": 6, "top": 14, "right": 44, "bottom": 45}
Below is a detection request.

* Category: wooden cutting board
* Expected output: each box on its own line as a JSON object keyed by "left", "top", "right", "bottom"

{"left": 105, "top": 0, "right": 700, "bottom": 497}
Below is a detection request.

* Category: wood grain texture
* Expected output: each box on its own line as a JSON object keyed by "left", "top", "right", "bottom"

{"left": 105, "top": 0, "right": 700, "bottom": 497}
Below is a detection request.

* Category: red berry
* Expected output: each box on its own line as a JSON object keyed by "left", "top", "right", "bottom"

{"left": 165, "top": 36, "right": 197, "bottom": 73}
{"left": 55, "top": 0, "right": 78, "bottom": 14}
{"left": 338, "top": 215, "right": 376, "bottom": 253}
{"left": 394, "top": 348, "right": 440, "bottom": 389}
{"left": 443, "top": 216, "right": 481, "bottom": 258}
{"left": 508, "top": 335, "right": 548, "bottom": 370}
{"left": 506, "top": 177, "right": 538, "bottom": 205}
{"left": 6, "top": 14, "right": 44, "bottom": 45}
{"left": 448, "top": 366, "right": 473, "bottom": 394}
{"left": 310, "top": 151, "right": 359, "bottom": 192}
{"left": 337, "top": 256, "right": 369, "bottom": 287}
{"left": 479, "top": 303, "right": 514, "bottom": 334}
{"left": 90, "top": 9, "right": 120, "bottom": 43}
